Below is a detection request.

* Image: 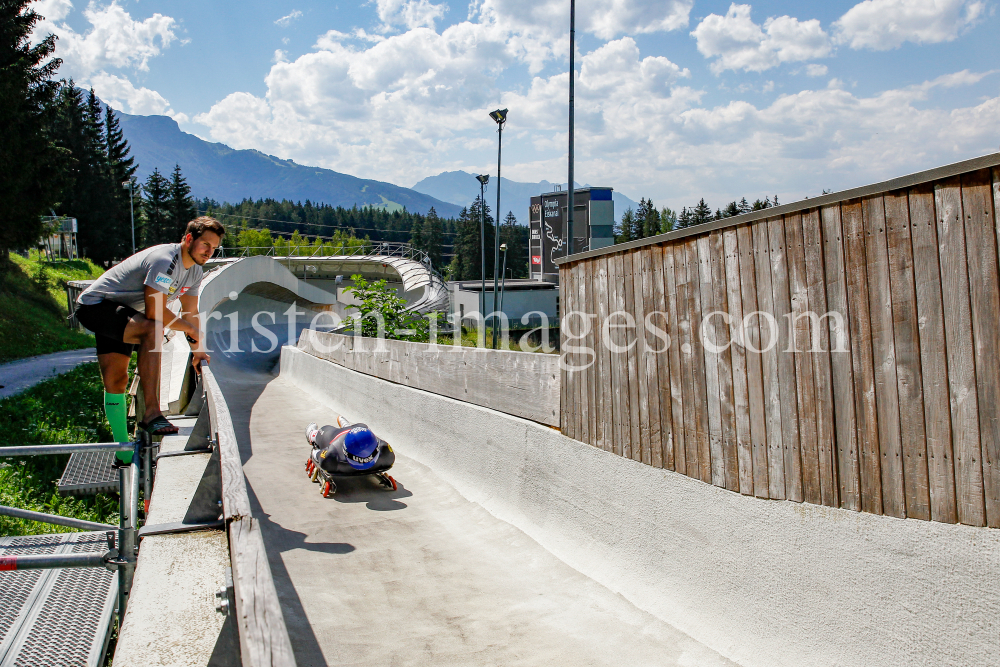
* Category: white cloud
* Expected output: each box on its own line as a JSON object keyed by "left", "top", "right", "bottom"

{"left": 274, "top": 9, "right": 303, "bottom": 27}
{"left": 88, "top": 71, "right": 187, "bottom": 121}
{"left": 31, "top": 0, "right": 178, "bottom": 77}
{"left": 376, "top": 0, "right": 447, "bottom": 31}
{"left": 691, "top": 3, "right": 831, "bottom": 74}
{"left": 834, "top": 0, "right": 985, "bottom": 50}
{"left": 273, "top": 49, "right": 288, "bottom": 63}
{"left": 805, "top": 63, "right": 827, "bottom": 77}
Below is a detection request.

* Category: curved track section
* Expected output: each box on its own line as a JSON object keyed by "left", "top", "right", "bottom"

{"left": 183, "top": 256, "right": 735, "bottom": 666}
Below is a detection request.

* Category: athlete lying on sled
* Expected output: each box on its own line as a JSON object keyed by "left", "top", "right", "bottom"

{"left": 304, "top": 417, "right": 397, "bottom": 497}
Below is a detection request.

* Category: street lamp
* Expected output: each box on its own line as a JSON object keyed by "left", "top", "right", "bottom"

{"left": 498, "top": 243, "right": 508, "bottom": 329}
{"left": 122, "top": 179, "right": 136, "bottom": 254}
{"left": 567, "top": 0, "right": 575, "bottom": 259}
{"left": 475, "top": 174, "right": 489, "bottom": 331}
{"left": 489, "top": 108, "right": 507, "bottom": 349}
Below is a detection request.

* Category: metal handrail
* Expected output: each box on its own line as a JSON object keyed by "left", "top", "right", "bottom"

{"left": 0, "top": 504, "right": 117, "bottom": 531}
{"left": 219, "top": 241, "right": 435, "bottom": 269}
{"left": 0, "top": 442, "right": 134, "bottom": 457}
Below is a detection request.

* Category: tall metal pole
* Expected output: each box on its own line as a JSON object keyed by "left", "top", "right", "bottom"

{"left": 499, "top": 243, "right": 508, "bottom": 319}
{"left": 479, "top": 179, "right": 487, "bottom": 324}
{"left": 492, "top": 124, "right": 503, "bottom": 349}
{"left": 567, "top": 0, "right": 575, "bottom": 259}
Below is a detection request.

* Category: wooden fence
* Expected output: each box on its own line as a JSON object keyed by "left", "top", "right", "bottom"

{"left": 557, "top": 153, "right": 1000, "bottom": 527}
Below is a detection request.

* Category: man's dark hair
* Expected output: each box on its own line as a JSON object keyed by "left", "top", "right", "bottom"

{"left": 185, "top": 216, "right": 225, "bottom": 241}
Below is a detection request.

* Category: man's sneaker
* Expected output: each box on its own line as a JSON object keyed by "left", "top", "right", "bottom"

{"left": 305, "top": 422, "right": 319, "bottom": 444}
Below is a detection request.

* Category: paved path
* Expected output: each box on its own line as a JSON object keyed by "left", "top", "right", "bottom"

{"left": 0, "top": 348, "right": 97, "bottom": 400}
{"left": 214, "top": 362, "right": 735, "bottom": 667}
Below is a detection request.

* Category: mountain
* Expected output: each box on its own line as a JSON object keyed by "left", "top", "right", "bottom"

{"left": 116, "top": 113, "right": 462, "bottom": 218}
{"left": 410, "top": 171, "right": 640, "bottom": 224}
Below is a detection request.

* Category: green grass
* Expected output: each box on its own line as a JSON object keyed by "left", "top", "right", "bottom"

{"left": 0, "top": 250, "right": 104, "bottom": 364}
{"left": 0, "top": 361, "right": 121, "bottom": 537}
{"left": 450, "top": 327, "right": 559, "bottom": 352}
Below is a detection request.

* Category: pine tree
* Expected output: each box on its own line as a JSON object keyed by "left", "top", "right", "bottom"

{"left": 0, "top": 0, "right": 65, "bottom": 263}
{"left": 738, "top": 197, "right": 751, "bottom": 214}
{"left": 105, "top": 106, "right": 137, "bottom": 257}
{"left": 447, "top": 197, "right": 493, "bottom": 282}
{"left": 409, "top": 212, "right": 424, "bottom": 252}
{"left": 141, "top": 168, "right": 170, "bottom": 247}
{"left": 168, "top": 164, "right": 196, "bottom": 240}
{"left": 677, "top": 206, "right": 692, "bottom": 229}
{"left": 616, "top": 208, "right": 635, "bottom": 243}
{"left": 500, "top": 211, "right": 527, "bottom": 279}
{"left": 722, "top": 201, "right": 740, "bottom": 218}
{"left": 637, "top": 198, "right": 660, "bottom": 238}
{"left": 423, "top": 206, "right": 443, "bottom": 269}
{"left": 692, "top": 198, "right": 712, "bottom": 226}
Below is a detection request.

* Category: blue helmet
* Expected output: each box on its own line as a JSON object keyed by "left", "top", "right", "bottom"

{"left": 343, "top": 425, "right": 379, "bottom": 470}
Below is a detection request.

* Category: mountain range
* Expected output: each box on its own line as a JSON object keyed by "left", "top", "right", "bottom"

{"left": 117, "top": 111, "right": 638, "bottom": 224}
{"left": 410, "top": 171, "right": 638, "bottom": 224}
{"left": 117, "top": 113, "right": 462, "bottom": 218}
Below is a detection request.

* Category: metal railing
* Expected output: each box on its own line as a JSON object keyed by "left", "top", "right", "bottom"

{"left": 0, "top": 439, "right": 146, "bottom": 618}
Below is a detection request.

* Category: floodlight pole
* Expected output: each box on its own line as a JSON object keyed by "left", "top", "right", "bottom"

{"left": 567, "top": 0, "right": 575, "bottom": 260}
{"left": 499, "top": 243, "right": 508, "bottom": 318}
{"left": 476, "top": 175, "right": 490, "bottom": 330}
{"left": 490, "top": 109, "right": 507, "bottom": 350}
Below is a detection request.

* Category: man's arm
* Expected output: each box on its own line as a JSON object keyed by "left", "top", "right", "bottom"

{"left": 178, "top": 292, "right": 210, "bottom": 370}
{"left": 143, "top": 286, "right": 197, "bottom": 337}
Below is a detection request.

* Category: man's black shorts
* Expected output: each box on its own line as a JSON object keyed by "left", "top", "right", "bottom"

{"left": 75, "top": 300, "right": 140, "bottom": 356}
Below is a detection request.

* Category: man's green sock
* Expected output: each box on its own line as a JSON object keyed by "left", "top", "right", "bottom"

{"left": 105, "top": 392, "right": 131, "bottom": 463}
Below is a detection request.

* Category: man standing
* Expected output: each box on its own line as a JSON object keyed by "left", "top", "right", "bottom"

{"left": 75, "top": 217, "right": 224, "bottom": 453}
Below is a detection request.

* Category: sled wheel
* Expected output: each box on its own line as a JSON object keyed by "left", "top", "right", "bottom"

{"left": 311, "top": 467, "right": 320, "bottom": 483}
{"left": 322, "top": 481, "right": 332, "bottom": 498}
{"left": 386, "top": 475, "right": 397, "bottom": 491}
{"left": 306, "top": 460, "right": 313, "bottom": 475}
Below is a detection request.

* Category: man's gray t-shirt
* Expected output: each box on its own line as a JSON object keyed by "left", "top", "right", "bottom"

{"left": 78, "top": 243, "right": 203, "bottom": 311}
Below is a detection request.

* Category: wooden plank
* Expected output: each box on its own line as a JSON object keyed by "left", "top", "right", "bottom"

{"left": 725, "top": 229, "right": 753, "bottom": 495}
{"left": 785, "top": 213, "right": 821, "bottom": 505}
{"left": 676, "top": 242, "right": 698, "bottom": 478}
{"left": 642, "top": 247, "right": 664, "bottom": 468}
{"left": 699, "top": 235, "right": 725, "bottom": 486}
{"left": 203, "top": 367, "right": 253, "bottom": 521}
{"left": 753, "top": 219, "right": 785, "bottom": 499}
{"left": 884, "top": 190, "right": 931, "bottom": 521}
{"left": 961, "top": 169, "right": 1000, "bottom": 527}
{"left": 632, "top": 250, "right": 652, "bottom": 464}
{"left": 229, "top": 517, "right": 297, "bottom": 667}
{"left": 664, "top": 245, "right": 685, "bottom": 474}
{"left": 650, "top": 245, "right": 672, "bottom": 469}
{"left": 712, "top": 231, "right": 739, "bottom": 491}
{"left": 934, "top": 177, "right": 986, "bottom": 526}
{"left": 612, "top": 252, "right": 631, "bottom": 459}
{"left": 594, "top": 256, "right": 613, "bottom": 452}
{"left": 623, "top": 251, "right": 640, "bottom": 460}
{"left": 769, "top": 215, "right": 803, "bottom": 503}
{"left": 908, "top": 186, "right": 957, "bottom": 523}
{"left": 690, "top": 238, "right": 712, "bottom": 483}
{"left": 863, "top": 195, "right": 905, "bottom": 518}
{"left": 802, "top": 209, "right": 839, "bottom": 508}
{"left": 842, "top": 199, "right": 883, "bottom": 514}
{"left": 586, "top": 259, "right": 599, "bottom": 448}
{"left": 821, "top": 204, "right": 861, "bottom": 510}
{"left": 575, "top": 261, "right": 588, "bottom": 444}
{"left": 606, "top": 254, "right": 622, "bottom": 456}
{"left": 738, "top": 224, "right": 769, "bottom": 498}
{"left": 560, "top": 267, "right": 571, "bottom": 436}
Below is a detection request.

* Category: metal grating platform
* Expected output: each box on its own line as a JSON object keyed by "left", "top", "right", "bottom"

{"left": 58, "top": 451, "right": 119, "bottom": 496}
{"left": 0, "top": 532, "right": 118, "bottom": 667}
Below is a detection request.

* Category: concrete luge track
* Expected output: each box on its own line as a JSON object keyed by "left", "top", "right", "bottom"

{"left": 207, "top": 330, "right": 734, "bottom": 667}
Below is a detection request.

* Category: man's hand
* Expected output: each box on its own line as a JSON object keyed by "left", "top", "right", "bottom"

{"left": 191, "top": 350, "right": 211, "bottom": 372}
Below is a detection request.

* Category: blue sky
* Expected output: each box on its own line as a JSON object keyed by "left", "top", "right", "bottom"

{"left": 30, "top": 0, "right": 1000, "bottom": 211}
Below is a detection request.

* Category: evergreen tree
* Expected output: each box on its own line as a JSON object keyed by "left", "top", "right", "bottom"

{"left": 616, "top": 208, "right": 635, "bottom": 243}
{"left": 692, "top": 198, "right": 712, "bottom": 226}
{"left": 409, "top": 212, "right": 424, "bottom": 251}
{"left": 500, "top": 211, "right": 528, "bottom": 279}
{"left": 168, "top": 164, "right": 196, "bottom": 240}
{"left": 638, "top": 198, "right": 660, "bottom": 238}
{"left": 751, "top": 197, "right": 771, "bottom": 211}
{"left": 0, "top": 0, "right": 64, "bottom": 264}
{"left": 738, "top": 197, "right": 751, "bottom": 214}
{"left": 105, "top": 106, "right": 137, "bottom": 257}
{"left": 677, "top": 206, "right": 692, "bottom": 229}
{"left": 659, "top": 207, "right": 676, "bottom": 233}
{"left": 721, "top": 201, "right": 740, "bottom": 218}
{"left": 141, "top": 169, "right": 170, "bottom": 247}
{"left": 423, "top": 206, "right": 443, "bottom": 269}
{"left": 447, "top": 198, "right": 495, "bottom": 282}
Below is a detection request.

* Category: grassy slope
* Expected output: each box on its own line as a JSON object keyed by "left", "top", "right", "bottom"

{"left": 0, "top": 251, "right": 103, "bottom": 363}
{"left": 0, "top": 361, "right": 121, "bottom": 536}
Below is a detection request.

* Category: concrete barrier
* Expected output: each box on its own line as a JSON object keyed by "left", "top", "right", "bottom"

{"left": 280, "top": 344, "right": 1000, "bottom": 667}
